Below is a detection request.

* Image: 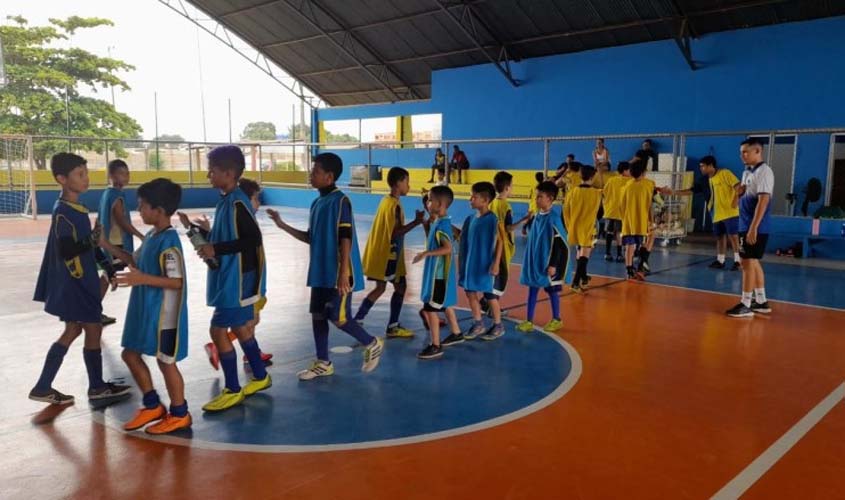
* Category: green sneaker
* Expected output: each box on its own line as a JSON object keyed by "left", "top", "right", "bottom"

{"left": 543, "top": 319, "right": 563, "bottom": 332}
{"left": 516, "top": 320, "right": 534, "bottom": 333}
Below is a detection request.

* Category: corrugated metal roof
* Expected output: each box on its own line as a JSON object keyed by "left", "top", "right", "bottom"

{"left": 186, "top": 0, "right": 845, "bottom": 106}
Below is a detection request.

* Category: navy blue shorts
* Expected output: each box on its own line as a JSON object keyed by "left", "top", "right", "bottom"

{"left": 713, "top": 217, "right": 739, "bottom": 236}
{"left": 211, "top": 305, "right": 254, "bottom": 328}
{"left": 310, "top": 287, "right": 354, "bottom": 325}
{"left": 622, "top": 235, "right": 644, "bottom": 246}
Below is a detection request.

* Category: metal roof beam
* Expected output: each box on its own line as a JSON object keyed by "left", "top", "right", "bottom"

{"left": 674, "top": 19, "right": 697, "bottom": 70}
{"left": 433, "top": 0, "right": 519, "bottom": 87}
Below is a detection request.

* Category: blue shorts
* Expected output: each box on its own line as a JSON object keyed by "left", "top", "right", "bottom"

{"left": 310, "top": 287, "right": 354, "bottom": 325}
{"left": 622, "top": 235, "right": 644, "bottom": 246}
{"left": 211, "top": 305, "right": 254, "bottom": 328}
{"left": 713, "top": 217, "right": 739, "bottom": 236}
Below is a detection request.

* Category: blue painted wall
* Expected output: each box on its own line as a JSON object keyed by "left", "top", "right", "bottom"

{"left": 19, "top": 188, "right": 221, "bottom": 216}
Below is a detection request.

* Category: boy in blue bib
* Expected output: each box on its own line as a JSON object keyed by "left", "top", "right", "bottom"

{"left": 103, "top": 178, "right": 192, "bottom": 434}
{"left": 29, "top": 153, "right": 131, "bottom": 406}
{"left": 195, "top": 146, "right": 271, "bottom": 412}
{"left": 268, "top": 153, "right": 385, "bottom": 380}
{"left": 458, "top": 182, "right": 504, "bottom": 341}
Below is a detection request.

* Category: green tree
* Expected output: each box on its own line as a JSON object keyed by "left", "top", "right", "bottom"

{"left": 0, "top": 16, "right": 143, "bottom": 168}
{"left": 148, "top": 151, "right": 165, "bottom": 170}
{"left": 153, "top": 134, "right": 185, "bottom": 147}
{"left": 241, "top": 121, "right": 276, "bottom": 141}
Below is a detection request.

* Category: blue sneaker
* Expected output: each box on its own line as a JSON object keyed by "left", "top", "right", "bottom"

{"left": 463, "top": 320, "right": 486, "bottom": 340}
{"left": 480, "top": 323, "right": 505, "bottom": 341}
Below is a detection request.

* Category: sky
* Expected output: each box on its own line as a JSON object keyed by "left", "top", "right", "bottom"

{"left": 1, "top": 0, "right": 314, "bottom": 142}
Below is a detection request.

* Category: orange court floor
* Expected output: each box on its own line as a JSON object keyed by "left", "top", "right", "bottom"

{"left": 0, "top": 210, "right": 844, "bottom": 500}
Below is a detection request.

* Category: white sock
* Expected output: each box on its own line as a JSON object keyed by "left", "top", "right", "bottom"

{"left": 741, "top": 292, "right": 753, "bottom": 308}
{"left": 717, "top": 254, "right": 726, "bottom": 264}
{"left": 754, "top": 288, "right": 766, "bottom": 303}
{"left": 733, "top": 253, "right": 741, "bottom": 263}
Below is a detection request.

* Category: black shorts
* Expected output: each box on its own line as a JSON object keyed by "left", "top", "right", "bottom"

{"left": 739, "top": 232, "right": 768, "bottom": 260}
{"left": 604, "top": 219, "right": 622, "bottom": 234}
{"left": 492, "top": 266, "right": 508, "bottom": 296}
{"left": 309, "top": 287, "right": 353, "bottom": 324}
{"left": 423, "top": 279, "right": 447, "bottom": 312}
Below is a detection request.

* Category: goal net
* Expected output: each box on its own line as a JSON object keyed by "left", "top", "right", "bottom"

{"left": 0, "top": 135, "right": 36, "bottom": 219}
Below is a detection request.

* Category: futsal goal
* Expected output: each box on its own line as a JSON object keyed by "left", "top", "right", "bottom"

{"left": 0, "top": 135, "right": 37, "bottom": 219}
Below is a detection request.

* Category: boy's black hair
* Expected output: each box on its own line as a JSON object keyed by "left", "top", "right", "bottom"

{"left": 313, "top": 152, "right": 343, "bottom": 180}
{"left": 536, "top": 180, "right": 559, "bottom": 199}
{"left": 534, "top": 172, "right": 545, "bottom": 184}
{"left": 699, "top": 155, "right": 717, "bottom": 168}
{"left": 568, "top": 161, "right": 582, "bottom": 173}
{"left": 566, "top": 154, "right": 575, "bottom": 160}
{"left": 137, "top": 178, "right": 182, "bottom": 216}
{"left": 630, "top": 160, "right": 646, "bottom": 179}
{"left": 471, "top": 181, "right": 496, "bottom": 202}
{"left": 239, "top": 177, "right": 261, "bottom": 198}
{"left": 493, "top": 171, "right": 513, "bottom": 193}
{"left": 741, "top": 137, "right": 764, "bottom": 148}
{"left": 107, "top": 159, "right": 129, "bottom": 176}
{"left": 387, "top": 166, "right": 410, "bottom": 187}
{"left": 208, "top": 145, "right": 246, "bottom": 178}
{"left": 617, "top": 161, "right": 631, "bottom": 174}
{"left": 429, "top": 185, "right": 454, "bottom": 207}
{"left": 50, "top": 153, "right": 86, "bottom": 178}
{"left": 580, "top": 165, "right": 596, "bottom": 182}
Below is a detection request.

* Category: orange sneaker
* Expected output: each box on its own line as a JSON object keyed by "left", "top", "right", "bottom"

{"left": 205, "top": 342, "right": 219, "bottom": 370}
{"left": 145, "top": 412, "right": 192, "bottom": 435}
{"left": 123, "top": 404, "right": 166, "bottom": 431}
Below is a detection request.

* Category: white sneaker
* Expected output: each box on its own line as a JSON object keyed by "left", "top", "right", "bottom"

{"left": 297, "top": 360, "right": 334, "bottom": 381}
{"left": 362, "top": 337, "right": 384, "bottom": 373}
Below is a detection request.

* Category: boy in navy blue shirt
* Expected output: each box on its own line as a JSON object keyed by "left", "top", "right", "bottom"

{"left": 29, "top": 153, "right": 131, "bottom": 405}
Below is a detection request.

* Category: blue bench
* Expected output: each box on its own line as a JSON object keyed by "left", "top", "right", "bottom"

{"left": 772, "top": 232, "right": 843, "bottom": 258}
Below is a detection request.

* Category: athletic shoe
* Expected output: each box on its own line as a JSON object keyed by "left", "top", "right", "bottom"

{"left": 615, "top": 255, "right": 624, "bottom": 263}
{"left": 639, "top": 261, "right": 651, "bottom": 274}
{"left": 88, "top": 382, "right": 132, "bottom": 400}
{"left": 362, "top": 337, "right": 385, "bottom": 373}
{"left": 441, "top": 333, "right": 465, "bottom": 346}
{"left": 242, "top": 351, "right": 274, "bottom": 365}
{"left": 386, "top": 325, "right": 415, "bottom": 339}
{"left": 480, "top": 323, "right": 505, "bottom": 341}
{"left": 634, "top": 271, "right": 646, "bottom": 281}
{"left": 297, "top": 360, "right": 334, "bottom": 381}
{"left": 145, "top": 412, "right": 192, "bottom": 435}
{"left": 243, "top": 374, "right": 272, "bottom": 396}
{"left": 582, "top": 275, "right": 592, "bottom": 286}
{"left": 571, "top": 285, "right": 584, "bottom": 294}
{"left": 604, "top": 254, "right": 613, "bottom": 262}
{"left": 708, "top": 260, "right": 725, "bottom": 269}
{"left": 417, "top": 344, "right": 444, "bottom": 360}
{"left": 28, "top": 388, "right": 74, "bottom": 405}
{"left": 205, "top": 342, "right": 220, "bottom": 371}
{"left": 101, "top": 314, "right": 117, "bottom": 326}
{"left": 463, "top": 321, "right": 487, "bottom": 340}
{"left": 123, "top": 404, "right": 166, "bottom": 431}
{"left": 751, "top": 300, "right": 772, "bottom": 314}
{"left": 202, "top": 388, "right": 245, "bottom": 412}
{"left": 543, "top": 319, "right": 563, "bottom": 332}
{"left": 730, "top": 261, "right": 741, "bottom": 271}
{"left": 726, "top": 303, "right": 754, "bottom": 318}
{"left": 516, "top": 320, "right": 534, "bottom": 333}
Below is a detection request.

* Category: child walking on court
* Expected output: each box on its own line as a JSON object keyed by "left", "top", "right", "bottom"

{"left": 518, "top": 181, "right": 570, "bottom": 333}
{"left": 602, "top": 162, "right": 631, "bottom": 262}
{"left": 195, "top": 146, "right": 271, "bottom": 412}
{"left": 30, "top": 153, "right": 131, "bottom": 405}
{"left": 412, "top": 186, "right": 464, "bottom": 359}
{"left": 621, "top": 160, "right": 654, "bottom": 281}
{"left": 102, "top": 178, "right": 192, "bottom": 434}
{"left": 458, "top": 182, "right": 505, "bottom": 341}
{"left": 356, "top": 167, "right": 424, "bottom": 338}
{"left": 267, "top": 153, "right": 384, "bottom": 380}
{"left": 489, "top": 171, "right": 529, "bottom": 300}
{"left": 564, "top": 166, "right": 602, "bottom": 292}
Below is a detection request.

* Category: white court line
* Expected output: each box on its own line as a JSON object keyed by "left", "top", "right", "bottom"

{"left": 711, "top": 382, "right": 845, "bottom": 500}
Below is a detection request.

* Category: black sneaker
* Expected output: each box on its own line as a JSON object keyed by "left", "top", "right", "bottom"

{"left": 29, "top": 388, "right": 75, "bottom": 405}
{"left": 88, "top": 382, "right": 132, "bottom": 400}
{"left": 604, "top": 254, "right": 613, "bottom": 262}
{"left": 726, "top": 303, "right": 754, "bottom": 318}
{"left": 417, "top": 344, "right": 444, "bottom": 360}
{"left": 101, "top": 314, "right": 117, "bottom": 326}
{"left": 751, "top": 300, "right": 772, "bottom": 314}
{"left": 639, "top": 261, "right": 651, "bottom": 274}
{"left": 441, "top": 333, "right": 465, "bottom": 346}
{"left": 730, "top": 261, "right": 741, "bottom": 271}
{"left": 708, "top": 260, "right": 726, "bottom": 269}
{"left": 615, "top": 255, "right": 624, "bottom": 263}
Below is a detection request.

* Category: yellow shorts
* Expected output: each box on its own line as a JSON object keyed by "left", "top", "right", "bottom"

{"left": 254, "top": 296, "right": 267, "bottom": 314}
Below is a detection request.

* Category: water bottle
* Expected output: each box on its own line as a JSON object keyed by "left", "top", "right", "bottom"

{"left": 187, "top": 226, "right": 220, "bottom": 269}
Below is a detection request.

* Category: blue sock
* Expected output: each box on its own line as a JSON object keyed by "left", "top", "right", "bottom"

{"left": 338, "top": 319, "right": 375, "bottom": 346}
{"left": 526, "top": 288, "right": 539, "bottom": 322}
{"left": 170, "top": 401, "right": 188, "bottom": 417}
{"left": 219, "top": 350, "right": 241, "bottom": 392}
{"left": 142, "top": 390, "right": 161, "bottom": 409}
{"left": 34, "top": 342, "right": 68, "bottom": 392}
{"left": 313, "top": 319, "right": 330, "bottom": 361}
{"left": 388, "top": 292, "right": 404, "bottom": 328}
{"left": 240, "top": 337, "right": 267, "bottom": 380}
{"left": 354, "top": 298, "right": 375, "bottom": 321}
{"left": 547, "top": 288, "right": 561, "bottom": 320}
{"left": 82, "top": 348, "right": 106, "bottom": 390}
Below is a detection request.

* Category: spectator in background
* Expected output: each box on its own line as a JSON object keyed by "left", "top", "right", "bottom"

{"left": 428, "top": 148, "right": 446, "bottom": 183}
{"left": 642, "top": 139, "right": 659, "bottom": 171}
{"left": 593, "top": 138, "right": 611, "bottom": 170}
{"left": 449, "top": 145, "right": 469, "bottom": 184}
{"left": 553, "top": 154, "right": 576, "bottom": 181}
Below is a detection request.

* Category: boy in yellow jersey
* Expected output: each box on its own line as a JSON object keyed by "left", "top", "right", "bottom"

{"left": 674, "top": 156, "right": 742, "bottom": 270}
{"left": 602, "top": 162, "right": 631, "bottom": 262}
{"left": 564, "top": 166, "right": 603, "bottom": 292}
{"left": 489, "top": 172, "right": 529, "bottom": 299}
{"left": 357, "top": 167, "right": 424, "bottom": 338}
{"left": 523, "top": 172, "right": 546, "bottom": 236}
{"left": 621, "top": 160, "right": 655, "bottom": 280}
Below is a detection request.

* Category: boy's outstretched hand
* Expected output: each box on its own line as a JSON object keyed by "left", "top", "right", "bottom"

{"left": 197, "top": 244, "right": 215, "bottom": 260}
{"left": 412, "top": 251, "right": 427, "bottom": 264}
{"left": 414, "top": 210, "right": 425, "bottom": 223}
{"left": 266, "top": 208, "right": 283, "bottom": 227}
{"left": 115, "top": 265, "right": 146, "bottom": 287}
{"left": 177, "top": 211, "right": 191, "bottom": 229}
